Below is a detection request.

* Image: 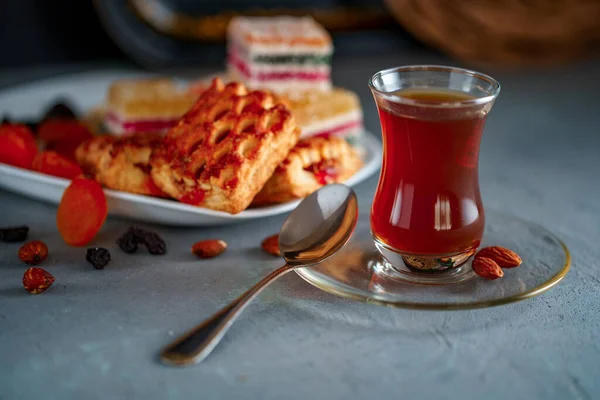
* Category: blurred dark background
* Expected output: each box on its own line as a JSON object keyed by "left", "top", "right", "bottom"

{"left": 0, "top": 0, "right": 415, "bottom": 69}
{"left": 1, "top": 1, "right": 125, "bottom": 67}
{"left": 1, "top": 0, "right": 599, "bottom": 70}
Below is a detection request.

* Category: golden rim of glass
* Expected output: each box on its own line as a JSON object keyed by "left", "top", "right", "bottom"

{"left": 368, "top": 65, "right": 501, "bottom": 109}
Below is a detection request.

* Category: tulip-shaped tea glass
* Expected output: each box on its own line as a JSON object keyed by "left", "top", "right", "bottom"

{"left": 369, "top": 65, "right": 500, "bottom": 284}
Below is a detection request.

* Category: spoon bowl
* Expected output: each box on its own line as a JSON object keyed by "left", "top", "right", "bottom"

{"left": 280, "top": 184, "right": 358, "bottom": 265}
{"left": 160, "top": 184, "right": 358, "bottom": 366}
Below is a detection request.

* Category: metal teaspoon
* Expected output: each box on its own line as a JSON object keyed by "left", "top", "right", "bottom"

{"left": 160, "top": 184, "right": 358, "bottom": 366}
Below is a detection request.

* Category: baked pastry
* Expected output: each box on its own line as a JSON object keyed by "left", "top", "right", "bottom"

{"left": 252, "top": 135, "right": 363, "bottom": 206}
{"left": 75, "top": 133, "right": 168, "bottom": 197}
{"left": 104, "top": 78, "right": 199, "bottom": 136}
{"left": 227, "top": 16, "right": 333, "bottom": 93}
{"left": 150, "top": 78, "right": 301, "bottom": 214}
{"left": 281, "top": 87, "right": 364, "bottom": 142}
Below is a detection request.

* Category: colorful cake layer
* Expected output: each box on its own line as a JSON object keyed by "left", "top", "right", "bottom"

{"left": 281, "top": 88, "right": 364, "bottom": 142}
{"left": 104, "top": 79, "right": 199, "bottom": 136}
{"left": 226, "top": 16, "right": 333, "bottom": 93}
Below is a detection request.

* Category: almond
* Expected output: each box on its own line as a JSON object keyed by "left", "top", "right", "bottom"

{"left": 192, "top": 239, "right": 227, "bottom": 259}
{"left": 476, "top": 246, "right": 522, "bottom": 268}
{"left": 261, "top": 234, "right": 281, "bottom": 256}
{"left": 472, "top": 257, "right": 504, "bottom": 280}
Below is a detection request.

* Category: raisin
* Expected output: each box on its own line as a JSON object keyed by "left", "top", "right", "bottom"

{"left": 86, "top": 247, "right": 111, "bottom": 269}
{"left": 43, "top": 101, "right": 77, "bottom": 120}
{"left": 0, "top": 226, "right": 29, "bottom": 242}
{"left": 116, "top": 227, "right": 166, "bottom": 255}
{"left": 132, "top": 227, "right": 167, "bottom": 255}
{"left": 116, "top": 229, "right": 138, "bottom": 253}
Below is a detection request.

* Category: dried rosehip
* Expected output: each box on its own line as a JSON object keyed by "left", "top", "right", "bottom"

{"left": 86, "top": 247, "right": 111, "bottom": 269}
{"left": 45, "top": 139, "right": 83, "bottom": 161}
{"left": 23, "top": 267, "right": 55, "bottom": 294}
{"left": 32, "top": 150, "right": 82, "bottom": 179}
{"left": 56, "top": 177, "right": 108, "bottom": 246}
{"left": 0, "top": 225, "right": 29, "bottom": 242}
{"left": 18, "top": 240, "right": 48, "bottom": 265}
{"left": 116, "top": 229, "right": 138, "bottom": 253}
{"left": 38, "top": 119, "right": 91, "bottom": 144}
{"left": 261, "top": 234, "right": 281, "bottom": 256}
{"left": 0, "top": 124, "right": 38, "bottom": 169}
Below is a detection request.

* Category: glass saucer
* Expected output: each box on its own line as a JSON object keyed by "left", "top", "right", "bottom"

{"left": 295, "top": 209, "right": 570, "bottom": 310}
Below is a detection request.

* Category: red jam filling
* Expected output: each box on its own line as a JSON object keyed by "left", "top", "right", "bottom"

{"left": 311, "top": 120, "right": 362, "bottom": 139}
{"left": 304, "top": 160, "right": 338, "bottom": 185}
{"left": 179, "top": 188, "right": 206, "bottom": 205}
{"left": 105, "top": 112, "right": 179, "bottom": 133}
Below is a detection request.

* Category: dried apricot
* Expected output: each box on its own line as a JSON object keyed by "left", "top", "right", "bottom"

{"left": 42, "top": 102, "right": 77, "bottom": 120}
{"left": 37, "top": 119, "right": 92, "bottom": 144}
{"left": 57, "top": 177, "right": 107, "bottom": 246}
{"left": 0, "top": 124, "right": 38, "bottom": 169}
{"left": 33, "top": 151, "right": 82, "bottom": 179}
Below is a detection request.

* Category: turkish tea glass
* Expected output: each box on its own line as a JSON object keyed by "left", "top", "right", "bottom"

{"left": 369, "top": 65, "right": 500, "bottom": 282}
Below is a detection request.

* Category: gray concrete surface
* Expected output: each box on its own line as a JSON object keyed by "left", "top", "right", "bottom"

{"left": 1, "top": 52, "right": 599, "bottom": 399}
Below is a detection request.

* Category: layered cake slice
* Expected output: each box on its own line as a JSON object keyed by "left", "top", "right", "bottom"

{"left": 104, "top": 79, "right": 200, "bottom": 136}
{"left": 227, "top": 16, "right": 333, "bottom": 93}
{"left": 281, "top": 88, "right": 364, "bottom": 144}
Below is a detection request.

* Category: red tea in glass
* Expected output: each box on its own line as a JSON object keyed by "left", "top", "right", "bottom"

{"left": 369, "top": 66, "right": 500, "bottom": 275}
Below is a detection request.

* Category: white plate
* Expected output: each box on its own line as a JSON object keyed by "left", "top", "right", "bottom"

{"left": 0, "top": 70, "right": 382, "bottom": 226}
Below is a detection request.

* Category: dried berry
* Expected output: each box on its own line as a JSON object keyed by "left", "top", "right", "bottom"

{"left": 23, "top": 267, "right": 55, "bottom": 294}
{"left": 0, "top": 225, "right": 29, "bottom": 242}
{"left": 0, "top": 124, "right": 38, "bottom": 169}
{"left": 33, "top": 150, "right": 82, "bottom": 179}
{"left": 261, "top": 234, "right": 281, "bottom": 256}
{"left": 57, "top": 177, "right": 108, "bottom": 246}
{"left": 86, "top": 247, "right": 111, "bottom": 269}
{"left": 38, "top": 119, "right": 91, "bottom": 144}
{"left": 117, "top": 229, "right": 138, "bottom": 253}
{"left": 18, "top": 240, "right": 48, "bottom": 265}
{"left": 132, "top": 227, "right": 166, "bottom": 255}
{"left": 192, "top": 239, "right": 227, "bottom": 258}
{"left": 45, "top": 139, "right": 83, "bottom": 161}
{"left": 43, "top": 102, "right": 76, "bottom": 120}
{"left": 117, "top": 227, "right": 166, "bottom": 255}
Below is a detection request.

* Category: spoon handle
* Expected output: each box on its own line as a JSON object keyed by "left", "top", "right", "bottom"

{"left": 160, "top": 263, "right": 293, "bottom": 366}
